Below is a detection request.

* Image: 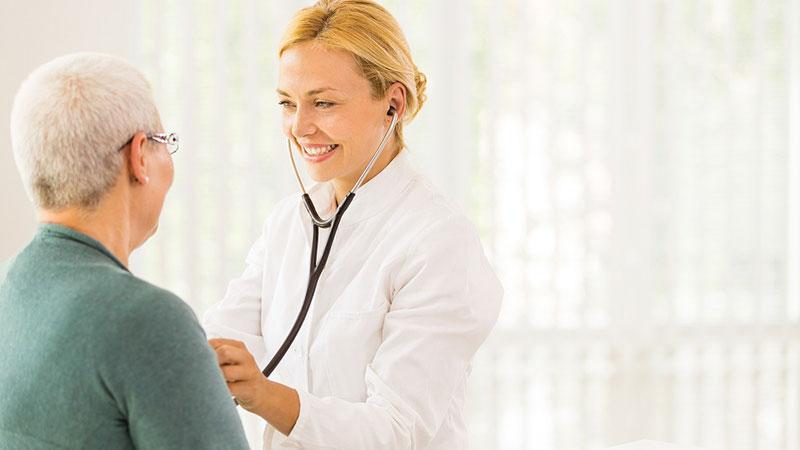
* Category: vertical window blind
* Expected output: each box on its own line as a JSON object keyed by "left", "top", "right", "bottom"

{"left": 134, "top": 1, "right": 800, "bottom": 448}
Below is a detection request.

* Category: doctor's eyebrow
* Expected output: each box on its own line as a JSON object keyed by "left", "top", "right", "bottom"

{"left": 276, "top": 87, "right": 341, "bottom": 97}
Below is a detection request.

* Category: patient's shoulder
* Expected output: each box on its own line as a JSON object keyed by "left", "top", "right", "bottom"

{"left": 0, "top": 256, "right": 13, "bottom": 284}
{"left": 97, "top": 274, "right": 203, "bottom": 345}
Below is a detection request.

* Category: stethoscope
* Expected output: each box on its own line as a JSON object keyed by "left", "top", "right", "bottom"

{"left": 259, "top": 106, "right": 400, "bottom": 378}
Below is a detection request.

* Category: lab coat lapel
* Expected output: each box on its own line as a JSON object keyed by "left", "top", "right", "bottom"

{"left": 304, "top": 153, "right": 416, "bottom": 333}
{"left": 293, "top": 152, "right": 416, "bottom": 355}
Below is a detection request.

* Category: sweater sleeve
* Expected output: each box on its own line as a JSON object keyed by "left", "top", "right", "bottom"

{"left": 100, "top": 289, "right": 250, "bottom": 450}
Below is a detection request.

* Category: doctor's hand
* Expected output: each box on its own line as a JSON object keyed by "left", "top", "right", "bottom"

{"left": 208, "top": 338, "right": 301, "bottom": 435}
{"left": 208, "top": 338, "right": 268, "bottom": 412}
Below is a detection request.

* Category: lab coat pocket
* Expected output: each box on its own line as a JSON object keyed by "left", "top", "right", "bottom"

{"left": 321, "top": 305, "right": 387, "bottom": 401}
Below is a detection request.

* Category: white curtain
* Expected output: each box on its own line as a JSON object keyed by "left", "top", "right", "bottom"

{"left": 132, "top": 0, "right": 800, "bottom": 449}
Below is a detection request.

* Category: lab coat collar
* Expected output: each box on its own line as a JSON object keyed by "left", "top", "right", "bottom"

{"left": 304, "top": 150, "right": 416, "bottom": 228}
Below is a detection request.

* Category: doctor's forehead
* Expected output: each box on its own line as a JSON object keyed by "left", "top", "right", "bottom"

{"left": 276, "top": 42, "right": 369, "bottom": 96}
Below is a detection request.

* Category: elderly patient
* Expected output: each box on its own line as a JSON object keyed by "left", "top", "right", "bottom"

{"left": 0, "top": 53, "right": 249, "bottom": 449}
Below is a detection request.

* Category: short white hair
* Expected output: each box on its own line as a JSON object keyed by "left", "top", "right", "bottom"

{"left": 10, "top": 52, "right": 161, "bottom": 209}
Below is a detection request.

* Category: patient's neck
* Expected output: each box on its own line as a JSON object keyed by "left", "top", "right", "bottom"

{"left": 38, "top": 200, "right": 132, "bottom": 268}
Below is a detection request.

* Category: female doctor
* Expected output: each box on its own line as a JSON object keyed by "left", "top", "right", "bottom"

{"left": 204, "top": 1, "right": 503, "bottom": 448}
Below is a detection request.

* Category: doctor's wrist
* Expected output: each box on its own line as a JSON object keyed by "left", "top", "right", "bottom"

{"left": 251, "top": 378, "right": 300, "bottom": 437}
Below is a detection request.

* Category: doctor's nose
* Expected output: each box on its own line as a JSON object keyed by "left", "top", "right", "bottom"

{"left": 291, "top": 107, "right": 317, "bottom": 139}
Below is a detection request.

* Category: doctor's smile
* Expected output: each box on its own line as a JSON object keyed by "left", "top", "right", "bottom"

{"left": 300, "top": 144, "right": 338, "bottom": 158}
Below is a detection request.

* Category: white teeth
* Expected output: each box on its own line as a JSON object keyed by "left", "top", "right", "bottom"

{"left": 303, "top": 144, "right": 337, "bottom": 156}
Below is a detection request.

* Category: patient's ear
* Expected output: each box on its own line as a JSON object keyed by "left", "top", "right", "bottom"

{"left": 127, "top": 132, "right": 150, "bottom": 185}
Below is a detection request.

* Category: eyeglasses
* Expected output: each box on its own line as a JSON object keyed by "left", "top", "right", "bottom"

{"left": 117, "top": 132, "right": 179, "bottom": 155}
{"left": 149, "top": 133, "right": 179, "bottom": 155}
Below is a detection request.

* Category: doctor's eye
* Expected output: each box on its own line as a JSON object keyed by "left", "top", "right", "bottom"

{"left": 278, "top": 100, "right": 296, "bottom": 109}
{"left": 315, "top": 101, "right": 335, "bottom": 109}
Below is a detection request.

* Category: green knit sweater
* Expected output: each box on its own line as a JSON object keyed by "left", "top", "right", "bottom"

{"left": 0, "top": 224, "right": 249, "bottom": 449}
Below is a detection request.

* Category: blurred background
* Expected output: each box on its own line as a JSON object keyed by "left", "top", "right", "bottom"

{"left": 2, "top": 0, "right": 799, "bottom": 449}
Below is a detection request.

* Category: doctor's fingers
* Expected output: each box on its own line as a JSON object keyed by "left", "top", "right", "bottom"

{"left": 220, "top": 363, "right": 257, "bottom": 383}
{"left": 213, "top": 344, "right": 256, "bottom": 367}
{"left": 208, "top": 338, "right": 247, "bottom": 350}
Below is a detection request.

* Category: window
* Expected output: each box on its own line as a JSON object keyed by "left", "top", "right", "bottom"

{"left": 135, "top": 1, "right": 800, "bottom": 448}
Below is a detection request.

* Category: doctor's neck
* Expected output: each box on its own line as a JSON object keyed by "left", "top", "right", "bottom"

{"left": 330, "top": 144, "right": 402, "bottom": 205}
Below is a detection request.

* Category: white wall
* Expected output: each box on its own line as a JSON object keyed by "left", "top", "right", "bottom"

{"left": 0, "top": 0, "right": 134, "bottom": 261}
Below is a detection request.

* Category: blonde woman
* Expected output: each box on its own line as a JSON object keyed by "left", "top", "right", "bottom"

{"left": 204, "top": 1, "right": 503, "bottom": 448}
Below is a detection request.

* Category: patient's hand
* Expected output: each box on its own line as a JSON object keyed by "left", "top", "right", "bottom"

{"left": 208, "top": 338, "right": 268, "bottom": 412}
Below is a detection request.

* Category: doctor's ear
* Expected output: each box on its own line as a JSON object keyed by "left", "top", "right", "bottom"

{"left": 385, "top": 82, "right": 407, "bottom": 120}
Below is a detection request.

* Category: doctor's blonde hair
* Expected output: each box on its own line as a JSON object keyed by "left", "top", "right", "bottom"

{"left": 279, "top": 0, "right": 427, "bottom": 150}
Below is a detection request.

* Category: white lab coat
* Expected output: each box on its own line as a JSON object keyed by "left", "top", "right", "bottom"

{"left": 203, "top": 151, "right": 503, "bottom": 449}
